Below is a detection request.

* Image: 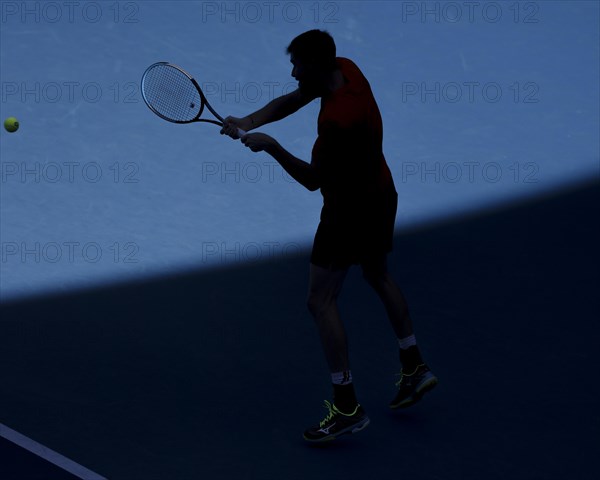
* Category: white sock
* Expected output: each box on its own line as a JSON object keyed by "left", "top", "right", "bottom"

{"left": 398, "top": 334, "right": 417, "bottom": 350}
{"left": 331, "top": 370, "right": 352, "bottom": 385}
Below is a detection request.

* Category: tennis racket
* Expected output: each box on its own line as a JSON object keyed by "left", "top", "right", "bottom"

{"left": 141, "top": 62, "right": 246, "bottom": 137}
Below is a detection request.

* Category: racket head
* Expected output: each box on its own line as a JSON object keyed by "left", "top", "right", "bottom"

{"left": 141, "top": 62, "right": 205, "bottom": 124}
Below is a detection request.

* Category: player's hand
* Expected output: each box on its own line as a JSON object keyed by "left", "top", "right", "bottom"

{"left": 220, "top": 116, "right": 252, "bottom": 139}
{"left": 240, "top": 133, "right": 277, "bottom": 153}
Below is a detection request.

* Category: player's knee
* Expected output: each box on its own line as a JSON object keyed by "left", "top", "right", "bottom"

{"left": 306, "top": 291, "right": 330, "bottom": 319}
{"left": 306, "top": 293, "right": 321, "bottom": 318}
{"left": 362, "top": 265, "right": 386, "bottom": 287}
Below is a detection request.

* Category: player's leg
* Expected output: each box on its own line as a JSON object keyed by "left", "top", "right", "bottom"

{"left": 361, "top": 255, "right": 414, "bottom": 339}
{"left": 306, "top": 262, "right": 349, "bottom": 373}
{"left": 361, "top": 256, "right": 438, "bottom": 408}
{"left": 303, "top": 262, "right": 370, "bottom": 442}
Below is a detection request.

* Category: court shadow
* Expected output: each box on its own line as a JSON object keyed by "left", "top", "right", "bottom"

{"left": 1, "top": 179, "right": 598, "bottom": 480}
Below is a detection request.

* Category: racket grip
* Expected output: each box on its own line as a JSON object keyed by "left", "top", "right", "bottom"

{"left": 237, "top": 128, "right": 246, "bottom": 138}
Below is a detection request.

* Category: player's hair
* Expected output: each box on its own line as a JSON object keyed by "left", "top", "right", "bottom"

{"left": 286, "top": 30, "right": 337, "bottom": 71}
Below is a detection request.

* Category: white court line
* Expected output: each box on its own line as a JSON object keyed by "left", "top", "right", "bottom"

{"left": 0, "top": 423, "right": 108, "bottom": 480}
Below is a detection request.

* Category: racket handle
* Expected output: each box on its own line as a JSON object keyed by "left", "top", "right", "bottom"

{"left": 237, "top": 128, "right": 246, "bottom": 137}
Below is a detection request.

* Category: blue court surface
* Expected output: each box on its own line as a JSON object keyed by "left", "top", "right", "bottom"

{"left": 1, "top": 1, "right": 599, "bottom": 478}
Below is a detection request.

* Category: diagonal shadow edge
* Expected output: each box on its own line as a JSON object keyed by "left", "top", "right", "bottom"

{"left": 1, "top": 176, "right": 598, "bottom": 310}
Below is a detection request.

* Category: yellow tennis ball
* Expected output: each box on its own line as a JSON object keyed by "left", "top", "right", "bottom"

{"left": 4, "top": 117, "right": 19, "bottom": 133}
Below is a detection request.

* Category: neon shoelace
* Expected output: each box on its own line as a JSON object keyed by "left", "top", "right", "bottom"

{"left": 395, "top": 364, "right": 426, "bottom": 387}
{"left": 320, "top": 400, "right": 337, "bottom": 427}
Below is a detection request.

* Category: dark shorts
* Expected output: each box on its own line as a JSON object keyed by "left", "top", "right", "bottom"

{"left": 310, "top": 189, "right": 398, "bottom": 270}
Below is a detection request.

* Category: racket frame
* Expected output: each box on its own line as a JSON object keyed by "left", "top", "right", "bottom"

{"left": 141, "top": 62, "right": 225, "bottom": 127}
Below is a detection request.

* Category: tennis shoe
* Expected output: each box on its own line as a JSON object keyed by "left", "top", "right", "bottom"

{"left": 390, "top": 364, "right": 438, "bottom": 409}
{"left": 303, "top": 400, "right": 370, "bottom": 443}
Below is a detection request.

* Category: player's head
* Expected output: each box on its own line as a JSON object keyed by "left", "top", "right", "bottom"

{"left": 286, "top": 30, "right": 337, "bottom": 96}
{"left": 286, "top": 30, "right": 336, "bottom": 71}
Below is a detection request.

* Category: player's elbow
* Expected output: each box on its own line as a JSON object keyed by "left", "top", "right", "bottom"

{"left": 305, "top": 167, "right": 320, "bottom": 191}
{"left": 306, "top": 182, "right": 320, "bottom": 192}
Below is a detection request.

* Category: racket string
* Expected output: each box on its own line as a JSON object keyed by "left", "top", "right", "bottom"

{"left": 142, "top": 64, "right": 202, "bottom": 122}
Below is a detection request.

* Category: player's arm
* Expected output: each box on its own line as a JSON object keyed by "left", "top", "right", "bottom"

{"left": 221, "top": 89, "right": 314, "bottom": 137}
{"left": 240, "top": 133, "right": 320, "bottom": 191}
{"left": 266, "top": 141, "right": 320, "bottom": 192}
{"left": 248, "top": 88, "right": 315, "bottom": 127}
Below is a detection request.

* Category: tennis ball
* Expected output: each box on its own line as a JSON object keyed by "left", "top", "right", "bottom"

{"left": 4, "top": 117, "right": 19, "bottom": 133}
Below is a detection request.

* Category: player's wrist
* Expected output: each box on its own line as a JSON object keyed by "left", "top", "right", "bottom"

{"left": 244, "top": 114, "right": 256, "bottom": 131}
{"left": 264, "top": 138, "right": 280, "bottom": 156}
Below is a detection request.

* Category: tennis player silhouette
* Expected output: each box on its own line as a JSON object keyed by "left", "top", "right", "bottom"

{"left": 221, "top": 29, "right": 438, "bottom": 443}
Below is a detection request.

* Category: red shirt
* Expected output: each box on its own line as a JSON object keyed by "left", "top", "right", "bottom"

{"left": 311, "top": 57, "right": 395, "bottom": 219}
